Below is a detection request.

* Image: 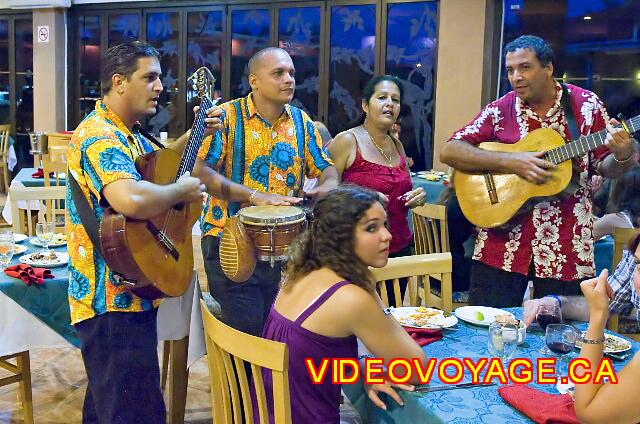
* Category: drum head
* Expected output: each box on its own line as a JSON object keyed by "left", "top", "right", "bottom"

{"left": 238, "top": 205, "right": 305, "bottom": 226}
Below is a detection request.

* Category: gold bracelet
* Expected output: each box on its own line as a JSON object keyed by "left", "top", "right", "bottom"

{"left": 249, "top": 189, "right": 258, "bottom": 204}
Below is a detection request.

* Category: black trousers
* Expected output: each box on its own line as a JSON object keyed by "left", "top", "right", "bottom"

{"left": 202, "top": 235, "right": 282, "bottom": 337}
{"left": 468, "top": 260, "right": 584, "bottom": 308}
{"left": 75, "top": 309, "right": 165, "bottom": 424}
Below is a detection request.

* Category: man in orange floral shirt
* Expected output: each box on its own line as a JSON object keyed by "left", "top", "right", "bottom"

{"left": 196, "top": 47, "right": 339, "bottom": 336}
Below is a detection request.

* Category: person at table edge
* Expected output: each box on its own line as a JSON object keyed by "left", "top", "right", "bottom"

{"left": 440, "top": 35, "right": 636, "bottom": 307}
{"left": 195, "top": 47, "right": 339, "bottom": 337}
{"left": 66, "top": 41, "right": 295, "bottom": 424}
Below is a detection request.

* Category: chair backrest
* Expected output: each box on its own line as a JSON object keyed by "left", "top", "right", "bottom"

{"left": 0, "top": 124, "right": 10, "bottom": 158}
{"left": 613, "top": 227, "right": 638, "bottom": 268}
{"left": 200, "top": 300, "right": 292, "bottom": 424}
{"left": 412, "top": 203, "right": 449, "bottom": 254}
{"left": 45, "top": 133, "right": 72, "bottom": 150}
{"left": 372, "top": 253, "right": 453, "bottom": 313}
{"left": 9, "top": 186, "right": 66, "bottom": 235}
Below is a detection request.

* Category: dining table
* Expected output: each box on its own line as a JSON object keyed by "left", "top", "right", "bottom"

{"left": 1, "top": 167, "right": 66, "bottom": 225}
{"left": 0, "top": 236, "right": 205, "bottom": 424}
{"left": 343, "top": 307, "right": 638, "bottom": 423}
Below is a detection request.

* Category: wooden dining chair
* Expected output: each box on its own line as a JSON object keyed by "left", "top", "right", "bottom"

{"left": 0, "top": 124, "right": 12, "bottom": 193}
{"left": 410, "top": 204, "right": 460, "bottom": 309}
{"left": 9, "top": 186, "right": 66, "bottom": 236}
{"left": 200, "top": 299, "right": 292, "bottom": 424}
{"left": 372, "top": 253, "right": 453, "bottom": 314}
{"left": 607, "top": 227, "right": 640, "bottom": 338}
{"left": 412, "top": 203, "right": 449, "bottom": 255}
{"left": 0, "top": 351, "right": 34, "bottom": 424}
{"left": 41, "top": 148, "right": 67, "bottom": 229}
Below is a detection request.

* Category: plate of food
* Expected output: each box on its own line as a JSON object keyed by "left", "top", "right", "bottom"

{"left": 12, "top": 233, "right": 28, "bottom": 243}
{"left": 13, "top": 244, "right": 28, "bottom": 255}
{"left": 29, "top": 233, "right": 67, "bottom": 247}
{"left": 19, "top": 251, "right": 69, "bottom": 268}
{"left": 575, "top": 332, "right": 631, "bottom": 354}
{"left": 389, "top": 306, "right": 458, "bottom": 329}
{"left": 454, "top": 306, "right": 515, "bottom": 327}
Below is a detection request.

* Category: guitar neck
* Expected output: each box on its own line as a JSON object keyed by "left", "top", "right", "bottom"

{"left": 543, "top": 114, "right": 640, "bottom": 165}
{"left": 175, "top": 95, "right": 215, "bottom": 181}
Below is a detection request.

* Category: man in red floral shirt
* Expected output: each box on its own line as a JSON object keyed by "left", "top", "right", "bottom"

{"left": 440, "top": 35, "right": 636, "bottom": 307}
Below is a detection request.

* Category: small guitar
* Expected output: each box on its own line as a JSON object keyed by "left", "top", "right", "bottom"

{"left": 100, "top": 68, "right": 217, "bottom": 299}
{"left": 453, "top": 115, "right": 640, "bottom": 229}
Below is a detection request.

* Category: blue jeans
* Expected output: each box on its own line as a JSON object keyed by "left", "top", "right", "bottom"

{"left": 75, "top": 309, "right": 165, "bottom": 424}
{"left": 202, "top": 235, "right": 282, "bottom": 336}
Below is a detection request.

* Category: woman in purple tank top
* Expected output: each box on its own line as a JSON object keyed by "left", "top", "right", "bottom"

{"left": 260, "top": 186, "right": 428, "bottom": 423}
{"left": 328, "top": 75, "right": 427, "bottom": 306}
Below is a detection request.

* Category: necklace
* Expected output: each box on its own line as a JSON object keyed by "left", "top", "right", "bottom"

{"left": 366, "top": 128, "right": 393, "bottom": 167}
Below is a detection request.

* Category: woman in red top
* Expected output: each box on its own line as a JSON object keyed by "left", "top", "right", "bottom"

{"left": 329, "top": 75, "right": 425, "bottom": 304}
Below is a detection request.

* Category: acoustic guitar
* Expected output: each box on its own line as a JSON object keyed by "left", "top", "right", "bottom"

{"left": 99, "top": 68, "right": 217, "bottom": 299}
{"left": 453, "top": 115, "right": 640, "bottom": 229}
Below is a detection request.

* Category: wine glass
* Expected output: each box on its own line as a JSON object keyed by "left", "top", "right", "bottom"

{"left": 35, "top": 222, "right": 55, "bottom": 253}
{"left": 488, "top": 322, "right": 519, "bottom": 364}
{"left": 545, "top": 324, "right": 578, "bottom": 378}
{"left": 536, "top": 303, "right": 562, "bottom": 353}
{"left": 0, "top": 230, "right": 14, "bottom": 271}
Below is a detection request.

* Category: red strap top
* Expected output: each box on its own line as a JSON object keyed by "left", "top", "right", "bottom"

{"left": 342, "top": 137, "right": 413, "bottom": 253}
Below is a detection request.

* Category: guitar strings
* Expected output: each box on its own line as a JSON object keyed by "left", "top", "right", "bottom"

{"left": 161, "top": 92, "right": 213, "bottom": 238}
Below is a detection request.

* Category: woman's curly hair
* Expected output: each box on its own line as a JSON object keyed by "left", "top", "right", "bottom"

{"left": 283, "top": 185, "right": 383, "bottom": 292}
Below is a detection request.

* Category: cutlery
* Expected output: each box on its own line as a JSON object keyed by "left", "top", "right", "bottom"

{"left": 605, "top": 351, "right": 632, "bottom": 361}
{"left": 414, "top": 382, "right": 496, "bottom": 393}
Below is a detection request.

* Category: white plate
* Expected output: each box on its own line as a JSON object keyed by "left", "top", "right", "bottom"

{"left": 390, "top": 307, "right": 458, "bottom": 329}
{"left": 19, "top": 252, "right": 69, "bottom": 268}
{"left": 13, "top": 233, "right": 28, "bottom": 243}
{"left": 29, "top": 235, "right": 67, "bottom": 247}
{"left": 455, "top": 306, "right": 515, "bottom": 327}
{"left": 575, "top": 331, "right": 631, "bottom": 354}
{"left": 13, "top": 244, "right": 27, "bottom": 255}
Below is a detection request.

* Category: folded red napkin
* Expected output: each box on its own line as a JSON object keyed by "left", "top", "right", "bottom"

{"left": 498, "top": 384, "right": 579, "bottom": 424}
{"left": 403, "top": 326, "right": 443, "bottom": 346}
{"left": 31, "top": 168, "right": 44, "bottom": 178}
{"left": 5, "top": 263, "right": 54, "bottom": 286}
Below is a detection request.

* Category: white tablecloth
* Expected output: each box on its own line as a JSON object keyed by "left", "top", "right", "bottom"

{"left": 0, "top": 272, "right": 206, "bottom": 367}
{"left": 1, "top": 177, "right": 42, "bottom": 225}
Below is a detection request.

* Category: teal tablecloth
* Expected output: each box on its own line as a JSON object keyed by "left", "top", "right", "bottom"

{"left": 0, "top": 240, "right": 77, "bottom": 347}
{"left": 13, "top": 166, "right": 66, "bottom": 188}
{"left": 344, "top": 307, "right": 638, "bottom": 423}
{"left": 411, "top": 176, "right": 447, "bottom": 203}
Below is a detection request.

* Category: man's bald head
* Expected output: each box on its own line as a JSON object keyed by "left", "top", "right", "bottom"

{"left": 248, "top": 47, "right": 290, "bottom": 75}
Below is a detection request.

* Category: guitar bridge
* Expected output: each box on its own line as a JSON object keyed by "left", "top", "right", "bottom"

{"left": 484, "top": 173, "right": 499, "bottom": 205}
{"left": 146, "top": 221, "right": 180, "bottom": 260}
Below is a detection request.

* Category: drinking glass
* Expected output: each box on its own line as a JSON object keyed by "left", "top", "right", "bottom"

{"left": 35, "top": 222, "right": 55, "bottom": 253}
{"left": 545, "top": 324, "right": 578, "bottom": 377}
{"left": 0, "top": 231, "right": 14, "bottom": 271}
{"left": 488, "top": 322, "right": 519, "bottom": 364}
{"left": 537, "top": 303, "right": 562, "bottom": 353}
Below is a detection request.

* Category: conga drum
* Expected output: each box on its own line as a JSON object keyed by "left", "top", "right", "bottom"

{"left": 238, "top": 205, "right": 306, "bottom": 264}
{"left": 219, "top": 205, "right": 306, "bottom": 283}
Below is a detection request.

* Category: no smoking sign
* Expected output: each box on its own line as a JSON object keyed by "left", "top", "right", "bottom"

{"left": 37, "top": 26, "right": 49, "bottom": 43}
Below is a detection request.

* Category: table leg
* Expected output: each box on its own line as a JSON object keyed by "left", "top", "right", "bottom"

{"left": 167, "top": 336, "right": 189, "bottom": 424}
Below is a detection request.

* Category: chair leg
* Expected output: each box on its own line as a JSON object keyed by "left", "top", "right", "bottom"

{"left": 161, "top": 339, "right": 170, "bottom": 392}
{"left": 3, "top": 167, "right": 8, "bottom": 194}
{"left": 16, "top": 351, "right": 34, "bottom": 424}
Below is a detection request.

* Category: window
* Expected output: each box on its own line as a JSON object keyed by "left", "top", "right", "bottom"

{"left": 502, "top": 0, "right": 640, "bottom": 119}
{"left": 69, "top": 1, "right": 439, "bottom": 170}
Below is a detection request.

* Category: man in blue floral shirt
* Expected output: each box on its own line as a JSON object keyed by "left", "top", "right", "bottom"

{"left": 196, "top": 47, "right": 338, "bottom": 336}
